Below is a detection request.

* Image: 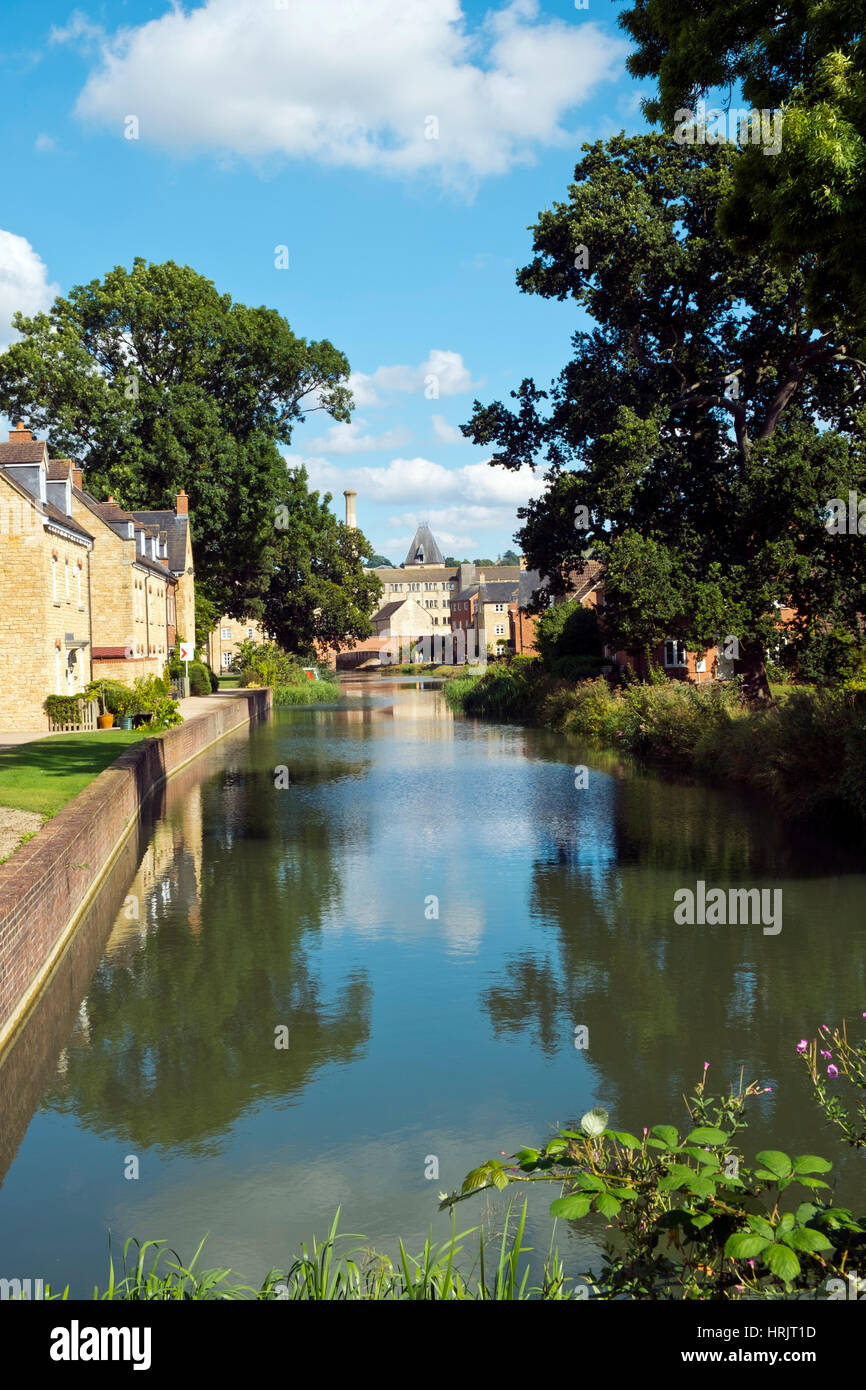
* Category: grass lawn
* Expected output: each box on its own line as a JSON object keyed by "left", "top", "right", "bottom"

{"left": 0, "top": 730, "right": 152, "bottom": 818}
{"left": 218, "top": 675, "right": 241, "bottom": 688}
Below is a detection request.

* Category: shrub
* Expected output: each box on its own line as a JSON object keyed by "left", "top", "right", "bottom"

{"left": 188, "top": 661, "right": 212, "bottom": 696}
{"left": 274, "top": 679, "right": 340, "bottom": 704}
{"left": 45, "top": 693, "right": 87, "bottom": 723}
{"left": 535, "top": 599, "right": 602, "bottom": 669}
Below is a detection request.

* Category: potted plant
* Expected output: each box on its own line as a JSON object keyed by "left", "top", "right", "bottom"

{"left": 112, "top": 685, "right": 140, "bottom": 730}
{"left": 84, "top": 679, "right": 116, "bottom": 729}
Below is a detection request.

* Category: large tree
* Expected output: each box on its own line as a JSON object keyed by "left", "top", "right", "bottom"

{"left": 617, "top": 0, "right": 866, "bottom": 333}
{"left": 266, "top": 466, "right": 381, "bottom": 654}
{"left": 0, "top": 258, "right": 354, "bottom": 618}
{"left": 463, "top": 135, "right": 866, "bottom": 702}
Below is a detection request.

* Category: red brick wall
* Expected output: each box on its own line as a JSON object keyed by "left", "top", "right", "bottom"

{"left": 0, "top": 689, "right": 272, "bottom": 1051}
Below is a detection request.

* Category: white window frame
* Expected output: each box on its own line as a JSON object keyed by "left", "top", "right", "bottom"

{"left": 51, "top": 555, "right": 58, "bottom": 602}
{"left": 494, "top": 623, "right": 505, "bottom": 636}
{"left": 221, "top": 651, "right": 233, "bottom": 669}
{"left": 221, "top": 627, "right": 232, "bottom": 640}
{"left": 663, "top": 640, "right": 687, "bottom": 668}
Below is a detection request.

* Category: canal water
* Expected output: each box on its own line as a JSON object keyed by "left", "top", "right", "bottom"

{"left": 0, "top": 678, "right": 864, "bottom": 1294}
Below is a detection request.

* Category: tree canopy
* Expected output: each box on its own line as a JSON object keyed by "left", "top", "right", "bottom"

{"left": 463, "top": 134, "right": 866, "bottom": 701}
{"left": 0, "top": 258, "right": 355, "bottom": 622}
{"left": 617, "top": 0, "right": 866, "bottom": 332}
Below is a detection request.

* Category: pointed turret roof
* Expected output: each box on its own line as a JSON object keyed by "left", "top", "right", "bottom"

{"left": 403, "top": 522, "right": 444, "bottom": 567}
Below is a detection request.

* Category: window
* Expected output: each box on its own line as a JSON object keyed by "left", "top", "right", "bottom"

{"left": 494, "top": 623, "right": 505, "bottom": 636}
{"left": 64, "top": 560, "right": 70, "bottom": 599}
{"left": 494, "top": 603, "right": 504, "bottom": 612}
{"left": 221, "top": 651, "right": 233, "bottom": 669}
{"left": 221, "top": 627, "right": 232, "bottom": 640}
{"left": 247, "top": 627, "right": 255, "bottom": 639}
{"left": 76, "top": 566, "right": 82, "bottom": 607}
{"left": 663, "top": 640, "right": 686, "bottom": 668}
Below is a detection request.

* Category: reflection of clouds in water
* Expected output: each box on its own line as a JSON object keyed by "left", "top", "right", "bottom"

{"left": 442, "top": 900, "right": 485, "bottom": 957}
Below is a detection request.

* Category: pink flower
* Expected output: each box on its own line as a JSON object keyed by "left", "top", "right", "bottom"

{"left": 703, "top": 1061, "right": 709, "bottom": 1071}
{"left": 796, "top": 1040, "right": 808, "bottom": 1053}
{"left": 827, "top": 1065, "right": 839, "bottom": 1078}
{"left": 820, "top": 1050, "right": 832, "bottom": 1059}
{"left": 764, "top": 1087, "right": 772, "bottom": 1093}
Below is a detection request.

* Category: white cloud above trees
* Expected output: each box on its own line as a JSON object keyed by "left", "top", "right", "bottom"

{"left": 67, "top": 0, "right": 626, "bottom": 183}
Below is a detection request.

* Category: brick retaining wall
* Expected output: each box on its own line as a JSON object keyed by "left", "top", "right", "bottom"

{"left": 0, "top": 689, "right": 272, "bottom": 1053}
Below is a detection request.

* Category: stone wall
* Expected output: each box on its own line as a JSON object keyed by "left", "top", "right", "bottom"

{"left": 0, "top": 689, "right": 272, "bottom": 1052}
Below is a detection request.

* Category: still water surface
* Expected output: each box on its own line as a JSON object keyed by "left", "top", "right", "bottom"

{"left": 1, "top": 680, "right": 864, "bottom": 1292}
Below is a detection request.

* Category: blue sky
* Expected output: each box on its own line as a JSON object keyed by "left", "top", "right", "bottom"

{"left": 0, "top": 0, "right": 651, "bottom": 561}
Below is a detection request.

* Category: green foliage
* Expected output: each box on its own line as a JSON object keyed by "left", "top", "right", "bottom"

{"left": 44, "top": 694, "right": 88, "bottom": 723}
{"left": 443, "top": 661, "right": 543, "bottom": 720}
{"left": 266, "top": 466, "right": 382, "bottom": 652}
{"left": 131, "top": 675, "right": 183, "bottom": 729}
{"left": 800, "top": 1023, "right": 866, "bottom": 1149}
{"left": 447, "top": 1062, "right": 866, "bottom": 1299}
{"left": 187, "top": 661, "right": 212, "bottom": 697}
{"left": 273, "top": 679, "right": 340, "bottom": 705}
{"left": 0, "top": 258, "right": 354, "bottom": 619}
{"left": 535, "top": 598, "right": 603, "bottom": 669}
{"left": 618, "top": 0, "right": 866, "bottom": 331}
{"left": 464, "top": 134, "right": 866, "bottom": 706}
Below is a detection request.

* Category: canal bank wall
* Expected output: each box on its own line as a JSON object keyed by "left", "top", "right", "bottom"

{"left": 0, "top": 689, "right": 272, "bottom": 1055}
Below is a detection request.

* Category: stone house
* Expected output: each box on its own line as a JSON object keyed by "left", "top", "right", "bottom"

{"left": 66, "top": 482, "right": 176, "bottom": 683}
{"left": 131, "top": 491, "right": 196, "bottom": 647}
{"left": 206, "top": 616, "right": 269, "bottom": 672}
{"left": 0, "top": 429, "right": 95, "bottom": 730}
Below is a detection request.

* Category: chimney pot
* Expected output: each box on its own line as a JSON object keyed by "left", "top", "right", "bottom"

{"left": 176, "top": 489, "right": 189, "bottom": 515}
{"left": 9, "top": 422, "right": 33, "bottom": 442}
{"left": 343, "top": 488, "right": 357, "bottom": 528}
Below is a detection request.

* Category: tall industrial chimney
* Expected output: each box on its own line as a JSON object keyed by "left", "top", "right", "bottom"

{"left": 344, "top": 488, "right": 357, "bottom": 528}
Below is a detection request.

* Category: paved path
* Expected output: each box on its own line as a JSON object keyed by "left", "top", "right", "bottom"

{"left": 0, "top": 689, "right": 255, "bottom": 753}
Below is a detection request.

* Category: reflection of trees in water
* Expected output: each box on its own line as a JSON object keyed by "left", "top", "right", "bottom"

{"left": 482, "top": 776, "right": 866, "bottom": 1157}
{"left": 42, "top": 754, "right": 373, "bottom": 1156}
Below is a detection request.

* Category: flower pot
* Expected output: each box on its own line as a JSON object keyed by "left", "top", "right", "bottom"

{"left": 97, "top": 713, "right": 115, "bottom": 729}
{"left": 119, "top": 715, "right": 135, "bottom": 730}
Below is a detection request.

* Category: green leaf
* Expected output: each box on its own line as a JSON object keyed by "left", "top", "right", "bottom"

{"left": 755, "top": 1150, "right": 792, "bottom": 1180}
{"left": 685, "top": 1127, "right": 729, "bottom": 1146}
{"left": 490, "top": 1169, "right": 509, "bottom": 1191}
{"left": 544, "top": 1140, "right": 568, "bottom": 1157}
{"left": 581, "top": 1107, "right": 609, "bottom": 1137}
{"left": 461, "top": 1167, "right": 491, "bottom": 1193}
{"left": 550, "top": 1194, "right": 592, "bottom": 1220}
{"left": 594, "top": 1192, "right": 622, "bottom": 1218}
{"left": 575, "top": 1172, "right": 606, "bottom": 1192}
{"left": 650, "top": 1125, "right": 678, "bottom": 1148}
{"left": 724, "top": 1233, "right": 772, "bottom": 1259}
{"left": 680, "top": 1146, "right": 721, "bottom": 1167}
{"left": 763, "top": 1243, "right": 801, "bottom": 1284}
{"left": 792, "top": 1155, "right": 833, "bottom": 1175}
{"left": 515, "top": 1148, "right": 540, "bottom": 1165}
{"left": 781, "top": 1228, "right": 833, "bottom": 1254}
{"left": 611, "top": 1131, "right": 642, "bottom": 1149}
{"left": 745, "top": 1215, "right": 776, "bottom": 1241}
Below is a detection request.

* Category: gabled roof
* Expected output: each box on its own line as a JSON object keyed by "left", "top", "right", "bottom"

{"left": 454, "top": 584, "right": 480, "bottom": 602}
{"left": 479, "top": 580, "right": 520, "bottom": 603}
{"left": 567, "top": 559, "right": 604, "bottom": 602}
{"left": 404, "top": 523, "right": 444, "bottom": 567}
{"left": 0, "top": 464, "right": 93, "bottom": 543}
{"left": 72, "top": 487, "right": 172, "bottom": 577}
{"left": 518, "top": 569, "right": 545, "bottom": 608}
{"left": 0, "top": 440, "right": 47, "bottom": 464}
{"left": 132, "top": 510, "right": 190, "bottom": 574}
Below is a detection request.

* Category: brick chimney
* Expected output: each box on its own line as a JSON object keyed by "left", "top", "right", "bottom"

{"left": 72, "top": 466, "right": 83, "bottom": 489}
{"left": 176, "top": 489, "right": 189, "bottom": 515}
{"left": 9, "top": 422, "right": 32, "bottom": 442}
{"left": 343, "top": 488, "right": 357, "bottom": 528}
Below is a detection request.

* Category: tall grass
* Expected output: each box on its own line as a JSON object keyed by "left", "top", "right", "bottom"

{"left": 274, "top": 678, "right": 340, "bottom": 705}
{"left": 36, "top": 1206, "right": 574, "bottom": 1301}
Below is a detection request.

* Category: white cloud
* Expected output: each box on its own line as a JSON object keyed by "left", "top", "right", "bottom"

{"left": 305, "top": 419, "right": 411, "bottom": 456}
{"left": 35, "top": 134, "right": 58, "bottom": 153}
{"left": 431, "top": 413, "right": 465, "bottom": 444}
{"left": 68, "top": 0, "right": 627, "bottom": 183}
{"left": 350, "top": 350, "right": 476, "bottom": 407}
{"left": 0, "top": 229, "right": 59, "bottom": 351}
{"left": 299, "top": 453, "right": 543, "bottom": 507}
